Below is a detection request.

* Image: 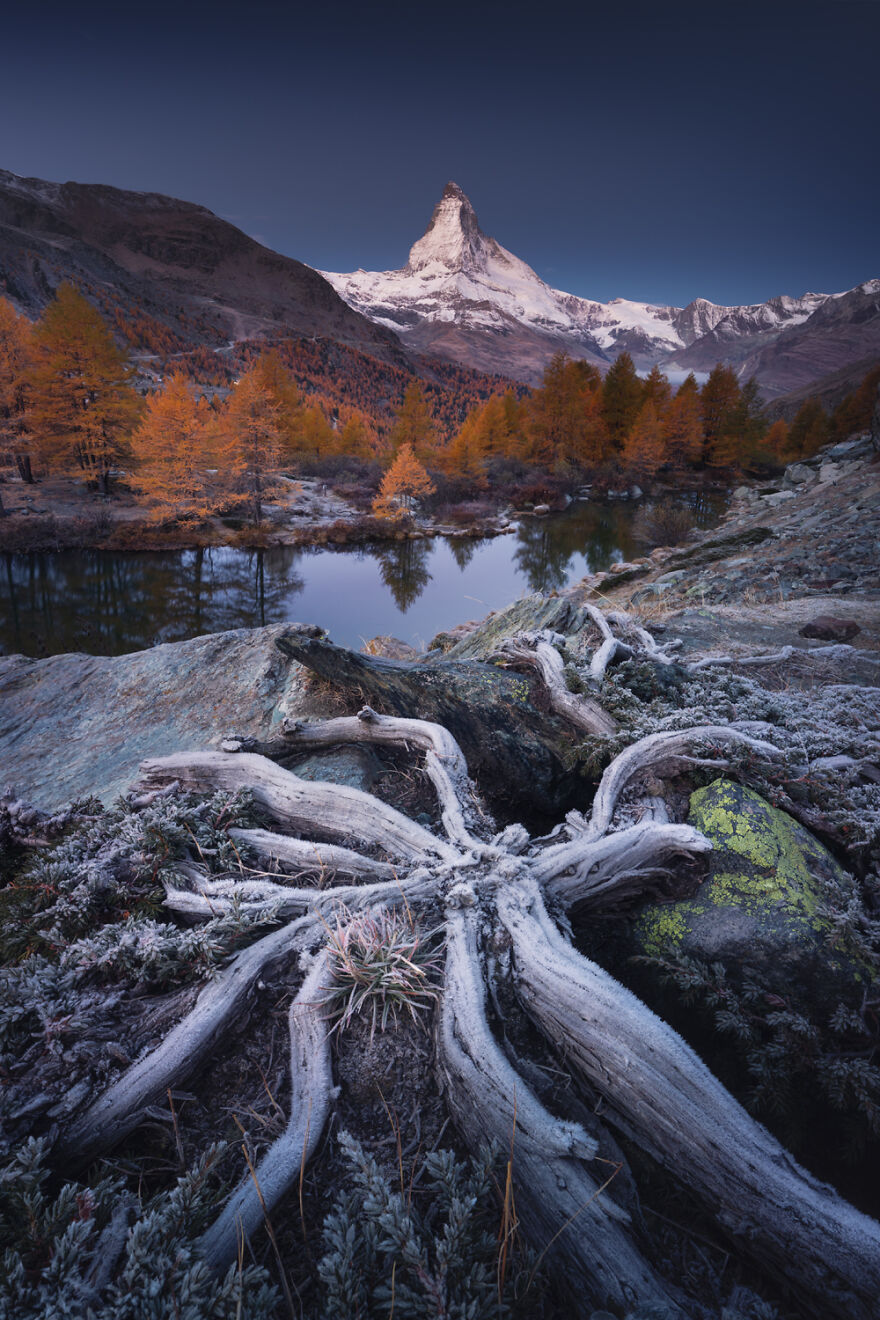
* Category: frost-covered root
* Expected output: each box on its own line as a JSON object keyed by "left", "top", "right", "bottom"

{"left": 533, "top": 820, "right": 711, "bottom": 910}
{"left": 499, "top": 879, "right": 880, "bottom": 1320}
{"left": 136, "top": 751, "right": 462, "bottom": 864}
{"left": 199, "top": 949, "right": 333, "bottom": 1272}
{"left": 163, "top": 870, "right": 439, "bottom": 922}
{"left": 56, "top": 914, "right": 319, "bottom": 1168}
{"left": 689, "top": 643, "right": 867, "bottom": 670}
{"left": 582, "top": 602, "right": 633, "bottom": 682}
{"left": 494, "top": 631, "right": 618, "bottom": 736}
{"left": 230, "top": 827, "right": 397, "bottom": 881}
{"left": 437, "top": 887, "right": 683, "bottom": 1316}
{"left": 606, "top": 610, "right": 677, "bottom": 665}
{"left": 277, "top": 707, "right": 494, "bottom": 848}
{"left": 571, "top": 726, "right": 782, "bottom": 842}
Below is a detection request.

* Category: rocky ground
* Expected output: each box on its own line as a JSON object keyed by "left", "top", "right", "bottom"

{"left": 550, "top": 430, "right": 880, "bottom": 670}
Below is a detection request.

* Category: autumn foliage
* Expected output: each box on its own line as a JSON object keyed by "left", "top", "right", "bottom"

{"left": 0, "top": 282, "right": 876, "bottom": 529}
{"left": 29, "top": 284, "right": 142, "bottom": 494}
{"left": 372, "top": 444, "right": 435, "bottom": 519}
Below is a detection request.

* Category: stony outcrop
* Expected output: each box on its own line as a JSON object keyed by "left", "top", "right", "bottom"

{"left": 0, "top": 624, "right": 321, "bottom": 811}
{"left": 634, "top": 779, "right": 865, "bottom": 1008}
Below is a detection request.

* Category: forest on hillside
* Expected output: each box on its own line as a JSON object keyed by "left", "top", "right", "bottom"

{"left": 1, "top": 283, "right": 878, "bottom": 539}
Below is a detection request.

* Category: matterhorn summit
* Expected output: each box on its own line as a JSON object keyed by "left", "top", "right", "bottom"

{"left": 406, "top": 181, "right": 489, "bottom": 275}
{"left": 322, "top": 183, "right": 847, "bottom": 389}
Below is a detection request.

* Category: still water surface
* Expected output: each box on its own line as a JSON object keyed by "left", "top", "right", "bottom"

{"left": 1, "top": 494, "right": 727, "bottom": 659}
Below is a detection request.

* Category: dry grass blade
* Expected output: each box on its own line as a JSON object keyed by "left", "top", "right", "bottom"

{"left": 320, "top": 906, "right": 444, "bottom": 1040}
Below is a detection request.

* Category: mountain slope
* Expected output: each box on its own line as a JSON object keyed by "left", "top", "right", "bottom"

{"left": 323, "top": 183, "right": 877, "bottom": 395}
{"left": 731, "top": 281, "right": 880, "bottom": 400}
{"left": 0, "top": 168, "right": 407, "bottom": 366}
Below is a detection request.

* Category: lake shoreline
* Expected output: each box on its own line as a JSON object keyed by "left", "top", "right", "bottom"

{"left": 1, "top": 490, "right": 732, "bottom": 661}
{"left": 0, "top": 471, "right": 735, "bottom": 555}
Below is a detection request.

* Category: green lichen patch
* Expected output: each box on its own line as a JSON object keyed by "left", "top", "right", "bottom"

{"left": 635, "top": 778, "right": 856, "bottom": 976}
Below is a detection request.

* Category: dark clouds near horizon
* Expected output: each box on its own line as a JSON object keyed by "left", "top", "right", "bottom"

{"left": 2, "top": 0, "right": 877, "bottom": 306}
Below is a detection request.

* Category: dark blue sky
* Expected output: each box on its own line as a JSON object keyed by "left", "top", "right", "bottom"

{"left": 2, "top": 0, "right": 876, "bottom": 307}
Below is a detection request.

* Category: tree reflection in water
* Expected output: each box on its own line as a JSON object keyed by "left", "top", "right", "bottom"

{"left": 0, "top": 492, "right": 729, "bottom": 659}
{"left": 373, "top": 539, "right": 432, "bottom": 612}
{"left": 447, "top": 536, "right": 479, "bottom": 571}
{"left": 0, "top": 547, "right": 305, "bottom": 657}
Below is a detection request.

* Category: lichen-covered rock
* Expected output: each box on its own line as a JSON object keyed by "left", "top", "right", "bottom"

{"left": 635, "top": 778, "right": 866, "bottom": 1004}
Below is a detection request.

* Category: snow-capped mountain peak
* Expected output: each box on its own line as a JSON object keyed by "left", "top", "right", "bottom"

{"left": 321, "top": 184, "right": 853, "bottom": 387}
{"left": 406, "top": 181, "right": 485, "bottom": 274}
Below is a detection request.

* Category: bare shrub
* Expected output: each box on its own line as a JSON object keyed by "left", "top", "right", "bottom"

{"left": 633, "top": 499, "right": 695, "bottom": 548}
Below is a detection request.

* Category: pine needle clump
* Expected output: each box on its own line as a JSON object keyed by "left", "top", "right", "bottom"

{"left": 321, "top": 908, "right": 444, "bottom": 1039}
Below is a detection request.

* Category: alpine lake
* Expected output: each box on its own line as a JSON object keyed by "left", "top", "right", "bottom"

{"left": 1, "top": 491, "right": 728, "bottom": 659}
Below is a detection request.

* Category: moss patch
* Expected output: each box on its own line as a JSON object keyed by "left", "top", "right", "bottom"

{"left": 636, "top": 778, "right": 853, "bottom": 968}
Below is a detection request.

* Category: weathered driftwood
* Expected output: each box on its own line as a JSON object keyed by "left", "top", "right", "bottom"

{"left": 163, "top": 870, "right": 437, "bottom": 923}
{"left": 492, "top": 630, "right": 618, "bottom": 736}
{"left": 689, "top": 643, "right": 865, "bottom": 670}
{"left": 198, "top": 950, "right": 333, "bottom": 1272}
{"left": 276, "top": 706, "right": 494, "bottom": 849}
{"left": 44, "top": 605, "right": 880, "bottom": 1318}
{"left": 229, "top": 826, "right": 397, "bottom": 881}
{"left": 438, "top": 887, "right": 683, "bottom": 1315}
{"left": 499, "top": 878, "right": 880, "bottom": 1320}
{"left": 581, "top": 601, "right": 633, "bottom": 681}
{"left": 569, "top": 725, "right": 782, "bottom": 842}
{"left": 274, "top": 628, "right": 579, "bottom": 818}
{"left": 57, "top": 914, "right": 319, "bottom": 1167}
{"left": 534, "top": 819, "right": 711, "bottom": 910}
{"left": 137, "top": 750, "right": 460, "bottom": 864}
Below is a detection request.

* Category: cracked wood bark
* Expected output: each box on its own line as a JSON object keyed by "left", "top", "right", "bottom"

{"left": 275, "top": 708, "right": 494, "bottom": 848}
{"left": 533, "top": 819, "right": 711, "bottom": 910}
{"left": 163, "top": 870, "right": 438, "bottom": 923}
{"left": 437, "top": 889, "right": 683, "bottom": 1315}
{"left": 499, "top": 878, "right": 880, "bottom": 1320}
{"left": 570, "top": 726, "right": 781, "bottom": 842}
{"left": 137, "top": 750, "right": 461, "bottom": 864}
{"left": 274, "top": 629, "right": 579, "bottom": 819}
{"left": 229, "top": 826, "right": 397, "bottom": 881}
{"left": 56, "top": 915, "right": 320, "bottom": 1168}
{"left": 199, "top": 950, "right": 333, "bottom": 1272}
{"left": 493, "top": 632, "right": 618, "bottom": 736}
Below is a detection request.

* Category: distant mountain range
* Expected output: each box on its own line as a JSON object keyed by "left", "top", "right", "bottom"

{"left": 1, "top": 168, "right": 877, "bottom": 403}
{"left": 324, "top": 182, "right": 880, "bottom": 398}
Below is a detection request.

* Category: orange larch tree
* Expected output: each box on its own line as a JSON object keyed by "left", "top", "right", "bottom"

{"left": 249, "top": 351, "right": 303, "bottom": 458}
{"left": 621, "top": 401, "right": 667, "bottom": 481}
{"left": 217, "top": 368, "right": 285, "bottom": 525}
{"left": 389, "top": 381, "right": 437, "bottom": 462}
{"left": 372, "top": 443, "right": 435, "bottom": 519}
{"left": 129, "top": 374, "right": 215, "bottom": 523}
{"left": 641, "top": 364, "right": 672, "bottom": 411}
{"left": 763, "top": 418, "right": 790, "bottom": 462}
{"left": 700, "top": 363, "right": 741, "bottom": 466}
{"left": 601, "top": 352, "right": 644, "bottom": 453}
{"left": 661, "top": 388, "right": 703, "bottom": 470}
{"left": 442, "top": 409, "right": 488, "bottom": 487}
{"left": 30, "top": 284, "right": 142, "bottom": 494}
{"left": 0, "top": 297, "right": 36, "bottom": 489}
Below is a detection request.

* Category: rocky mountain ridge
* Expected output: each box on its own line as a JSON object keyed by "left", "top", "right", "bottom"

{"left": 324, "top": 182, "right": 879, "bottom": 395}
{"left": 0, "top": 167, "right": 407, "bottom": 367}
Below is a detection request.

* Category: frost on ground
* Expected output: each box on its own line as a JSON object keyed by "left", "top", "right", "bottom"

{"left": 1, "top": 582, "right": 879, "bottom": 1320}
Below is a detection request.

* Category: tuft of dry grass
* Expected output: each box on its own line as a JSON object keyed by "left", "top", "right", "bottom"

{"left": 320, "top": 907, "right": 444, "bottom": 1041}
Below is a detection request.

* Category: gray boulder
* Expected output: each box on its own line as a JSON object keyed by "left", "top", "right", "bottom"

{"left": 0, "top": 625, "right": 315, "bottom": 811}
